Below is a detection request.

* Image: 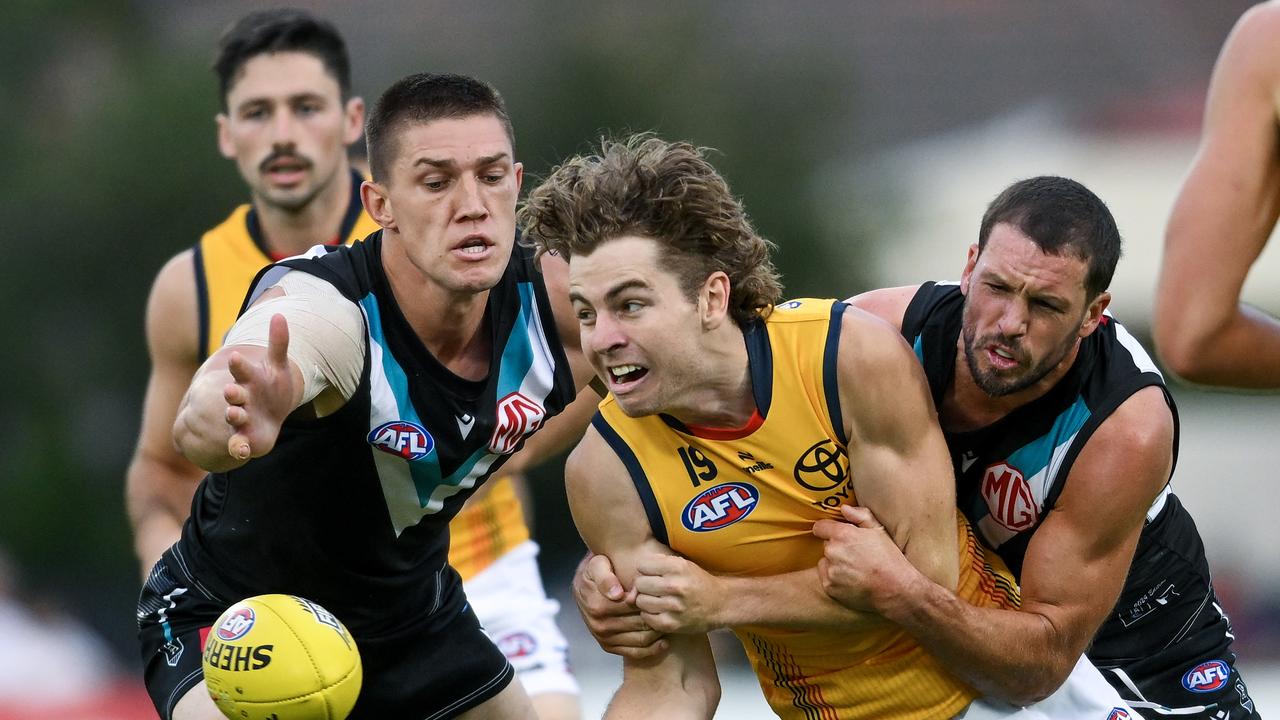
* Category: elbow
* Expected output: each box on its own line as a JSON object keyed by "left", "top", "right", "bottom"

{"left": 1153, "top": 315, "right": 1212, "bottom": 383}
{"left": 994, "top": 658, "right": 1078, "bottom": 707}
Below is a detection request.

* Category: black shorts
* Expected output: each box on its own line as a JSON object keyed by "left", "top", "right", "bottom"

{"left": 1090, "top": 500, "right": 1260, "bottom": 720}
{"left": 137, "top": 549, "right": 514, "bottom": 720}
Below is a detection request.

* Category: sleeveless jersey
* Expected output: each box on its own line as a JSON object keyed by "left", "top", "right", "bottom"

{"left": 901, "top": 282, "right": 1236, "bottom": 690}
{"left": 191, "top": 176, "right": 530, "bottom": 579}
{"left": 595, "top": 298, "right": 1019, "bottom": 720}
{"left": 176, "top": 232, "right": 576, "bottom": 638}
{"left": 193, "top": 169, "right": 380, "bottom": 360}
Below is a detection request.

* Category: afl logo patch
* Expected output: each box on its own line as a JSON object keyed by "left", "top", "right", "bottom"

{"left": 776, "top": 300, "right": 804, "bottom": 310}
{"left": 368, "top": 420, "right": 435, "bottom": 461}
{"left": 1107, "top": 710, "right": 1132, "bottom": 720}
{"left": 682, "top": 483, "right": 759, "bottom": 532}
{"left": 497, "top": 631, "right": 538, "bottom": 660}
{"left": 215, "top": 607, "right": 255, "bottom": 642}
{"left": 981, "top": 462, "right": 1038, "bottom": 532}
{"left": 1181, "top": 660, "right": 1230, "bottom": 693}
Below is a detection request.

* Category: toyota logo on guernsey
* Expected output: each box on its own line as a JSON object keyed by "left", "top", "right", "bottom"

{"left": 368, "top": 421, "right": 435, "bottom": 461}
{"left": 216, "top": 607, "right": 255, "bottom": 642}
{"left": 682, "top": 483, "right": 759, "bottom": 532}
{"left": 1181, "top": 660, "right": 1231, "bottom": 693}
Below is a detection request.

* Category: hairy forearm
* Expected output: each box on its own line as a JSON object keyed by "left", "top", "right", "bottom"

{"left": 716, "top": 569, "right": 883, "bottom": 632}
{"left": 884, "top": 577, "right": 1079, "bottom": 705}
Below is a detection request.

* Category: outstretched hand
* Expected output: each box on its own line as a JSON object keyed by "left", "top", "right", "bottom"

{"left": 222, "top": 313, "right": 298, "bottom": 463}
{"left": 572, "top": 553, "right": 668, "bottom": 659}
{"left": 814, "top": 504, "right": 920, "bottom": 613}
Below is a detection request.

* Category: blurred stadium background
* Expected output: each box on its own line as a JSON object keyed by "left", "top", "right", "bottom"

{"left": 1, "top": 1, "right": 1276, "bottom": 716}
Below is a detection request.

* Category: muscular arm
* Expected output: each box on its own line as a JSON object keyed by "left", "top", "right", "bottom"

{"left": 870, "top": 387, "right": 1174, "bottom": 704}
{"left": 1156, "top": 3, "right": 1280, "bottom": 388}
{"left": 566, "top": 430, "right": 720, "bottom": 720}
{"left": 125, "top": 252, "right": 207, "bottom": 578}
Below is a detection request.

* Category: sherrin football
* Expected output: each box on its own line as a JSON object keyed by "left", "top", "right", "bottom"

{"left": 202, "top": 594, "right": 362, "bottom": 720}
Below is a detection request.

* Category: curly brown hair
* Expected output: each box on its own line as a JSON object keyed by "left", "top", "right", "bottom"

{"left": 518, "top": 133, "right": 782, "bottom": 327}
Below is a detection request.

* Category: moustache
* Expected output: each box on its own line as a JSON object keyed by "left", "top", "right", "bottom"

{"left": 259, "top": 150, "right": 312, "bottom": 174}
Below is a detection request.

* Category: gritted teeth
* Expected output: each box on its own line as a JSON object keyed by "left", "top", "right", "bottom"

{"left": 610, "top": 364, "right": 643, "bottom": 377}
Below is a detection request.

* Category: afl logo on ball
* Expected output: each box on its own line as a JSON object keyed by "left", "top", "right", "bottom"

{"left": 1181, "top": 660, "right": 1230, "bottom": 693}
{"left": 981, "top": 462, "right": 1038, "bottom": 532}
{"left": 368, "top": 421, "right": 435, "bottom": 461}
{"left": 682, "top": 483, "right": 759, "bottom": 532}
{"left": 215, "top": 607, "right": 255, "bottom": 642}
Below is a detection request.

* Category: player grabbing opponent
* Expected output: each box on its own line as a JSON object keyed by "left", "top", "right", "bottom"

{"left": 520, "top": 135, "right": 1136, "bottom": 719}
{"left": 580, "top": 176, "right": 1255, "bottom": 720}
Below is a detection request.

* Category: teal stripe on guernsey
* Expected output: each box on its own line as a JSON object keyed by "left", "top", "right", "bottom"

{"left": 912, "top": 335, "right": 925, "bottom": 363}
{"left": 497, "top": 283, "right": 536, "bottom": 398}
{"left": 359, "top": 293, "right": 446, "bottom": 506}
{"left": 1006, "top": 395, "right": 1091, "bottom": 480}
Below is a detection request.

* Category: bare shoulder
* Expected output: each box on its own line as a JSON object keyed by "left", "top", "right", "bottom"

{"left": 145, "top": 249, "right": 199, "bottom": 361}
{"left": 1058, "top": 386, "right": 1174, "bottom": 532}
{"left": 565, "top": 424, "right": 654, "bottom": 559}
{"left": 836, "top": 306, "right": 936, "bottom": 445}
{"left": 844, "top": 284, "right": 922, "bottom": 330}
{"left": 1086, "top": 385, "right": 1175, "bottom": 459}
{"left": 837, "top": 304, "right": 920, "bottom": 373}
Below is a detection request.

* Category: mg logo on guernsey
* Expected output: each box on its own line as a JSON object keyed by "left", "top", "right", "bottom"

{"left": 368, "top": 421, "right": 435, "bottom": 461}
{"left": 682, "top": 482, "right": 759, "bottom": 532}
{"left": 1182, "top": 660, "right": 1230, "bottom": 693}
{"left": 981, "top": 461, "right": 1038, "bottom": 532}
{"left": 489, "top": 391, "right": 547, "bottom": 455}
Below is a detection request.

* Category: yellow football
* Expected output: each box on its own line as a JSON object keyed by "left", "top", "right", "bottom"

{"left": 202, "top": 594, "right": 362, "bottom": 720}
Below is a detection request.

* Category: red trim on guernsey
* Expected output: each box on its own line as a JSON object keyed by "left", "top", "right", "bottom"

{"left": 682, "top": 408, "right": 764, "bottom": 441}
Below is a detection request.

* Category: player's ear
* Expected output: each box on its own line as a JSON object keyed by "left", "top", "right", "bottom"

{"left": 342, "top": 97, "right": 365, "bottom": 147}
{"left": 959, "top": 243, "right": 980, "bottom": 295}
{"left": 1080, "top": 290, "right": 1111, "bottom": 337}
{"left": 701, "top": 271, "right": 732, "bottom": 330}
{"left": 361, "top": 180, "right": 396, "bottom": 231}
{"left": 216, "top": 113, "right": 236, "bottom": 160}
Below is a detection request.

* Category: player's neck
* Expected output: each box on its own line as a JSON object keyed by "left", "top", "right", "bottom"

{"left": 253, "top": 165, "right": 353, "bottom": 257}
{"left": 665, "top": 325, "right": 755, "bottom": 429}
{"left": 383, "top": 249, "right": 492, "bottom": 382}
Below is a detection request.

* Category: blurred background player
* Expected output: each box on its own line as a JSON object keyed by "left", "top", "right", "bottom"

{"left": 124, "top": 10, "right": 581, "bottom": 718}
{"left": 1156, "top": 2, "right": 1280, "bottom": 389}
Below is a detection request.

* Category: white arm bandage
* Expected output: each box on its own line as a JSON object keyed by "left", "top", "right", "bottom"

{"left": 222, "top": 271, "right": 364, "bottom": 405}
